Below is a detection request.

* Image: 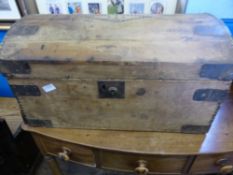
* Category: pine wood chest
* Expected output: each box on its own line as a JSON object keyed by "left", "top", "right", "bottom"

{"left": 1, "top": 14, "right": 233, "bottom": 133}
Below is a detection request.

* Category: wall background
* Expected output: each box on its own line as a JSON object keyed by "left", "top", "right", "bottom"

{"left": 186, "top": 0, "right": 233, "bottom": 18}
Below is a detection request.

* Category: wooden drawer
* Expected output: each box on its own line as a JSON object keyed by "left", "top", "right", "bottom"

{"left": 100, "top": 151, "right": 188, "bottom": 174}
{"left": 190, "top": 153, "right": 233, "bottom": 174}
{"left": 37, "top": 135, "right": 96, "bottom": 166}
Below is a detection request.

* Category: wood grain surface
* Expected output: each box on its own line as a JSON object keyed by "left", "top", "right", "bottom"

{"left": 1, "top": 14, "right": 233, "bottom": 133}
{"left": 22, "top": 96, "right": 233, "bottom": 155}
{"left": 1, "top": 14, "right": 233, "bottom": 63}
{"left": 16, "top": 80, "right": 233, "bottom": 159}
{"left": 10, "top": 78, "right": 230, "bottom": 133}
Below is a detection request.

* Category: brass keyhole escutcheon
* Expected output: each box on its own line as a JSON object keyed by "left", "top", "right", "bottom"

{"left": 135, "top": 160, "right": 149, "bottom": 175}
{"left": 98, "top": 81, "right": 125, "bottom": 98}
{"left": 58, "top": 147, "right": 71, "bottom": 161}
{"left": 220, "top": 165, "right": 233, "bottom": 174}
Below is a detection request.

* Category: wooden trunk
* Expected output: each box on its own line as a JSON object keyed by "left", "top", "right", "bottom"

{"left": 1, "top": 14, "right": 233, "bottom": 134}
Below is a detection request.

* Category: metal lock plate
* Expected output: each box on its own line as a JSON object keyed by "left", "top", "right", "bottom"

{"left": 98, "top": 81, "right": 125, "bottom": 98}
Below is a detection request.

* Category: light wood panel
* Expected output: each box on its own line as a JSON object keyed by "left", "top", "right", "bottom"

{"left": 2, "top": 14, "right": 233, "bottom": 63}
{"left": 1, "top": 14, "right": 233, "bottom": 133}
{"left": 11, "top": 78, "right": 230, "bottom": 133}
{"left": 0, "top": 97, "right": 22, "bottom": 134}
{"left": 22, "top": 97, "right": 233, "bottom": 155}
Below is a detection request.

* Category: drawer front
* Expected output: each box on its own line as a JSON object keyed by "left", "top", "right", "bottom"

{"left": 190, "top": 153, "right": 233, "bottom": 174}
{"left": 100, "top": 151, "right": 187, "bottom": 174}
{"left": 39, "top": 136, "right": 96, "bottom": 166}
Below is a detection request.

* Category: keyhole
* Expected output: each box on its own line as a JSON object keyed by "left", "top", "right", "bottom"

{"left": 101, "top": 84, "right": 107, "bottom": 91}
{"left": 108, "top": 86, "right": 118, "bottom": 96}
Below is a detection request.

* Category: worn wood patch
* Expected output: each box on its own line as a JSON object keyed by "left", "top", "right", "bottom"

{"left": 1, "top": 61, "right": 206, "bottom": 80}
{"left": 25, "top": 118, "right": 52, "bottom": 127}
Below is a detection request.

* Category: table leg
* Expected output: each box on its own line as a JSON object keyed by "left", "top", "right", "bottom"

{"left": 45, "top": 156, "right": 64, "bottom": 175}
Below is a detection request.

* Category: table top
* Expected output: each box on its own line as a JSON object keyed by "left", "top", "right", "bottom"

{"left": 22, "top": 96, "right": 233, "bottom": 155}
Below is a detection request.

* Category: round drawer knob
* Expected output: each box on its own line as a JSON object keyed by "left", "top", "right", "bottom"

{"left": 216, "top": 158, "right": 233, "bottom": 174}
{"left": 135, "top": 160, "right": 149, "bottom": 175}
{"left": 58, "top": 147, "right": 71, "bottom": 161}
{"left": 220, "top": 165, "right": 233, "bottom": 174}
